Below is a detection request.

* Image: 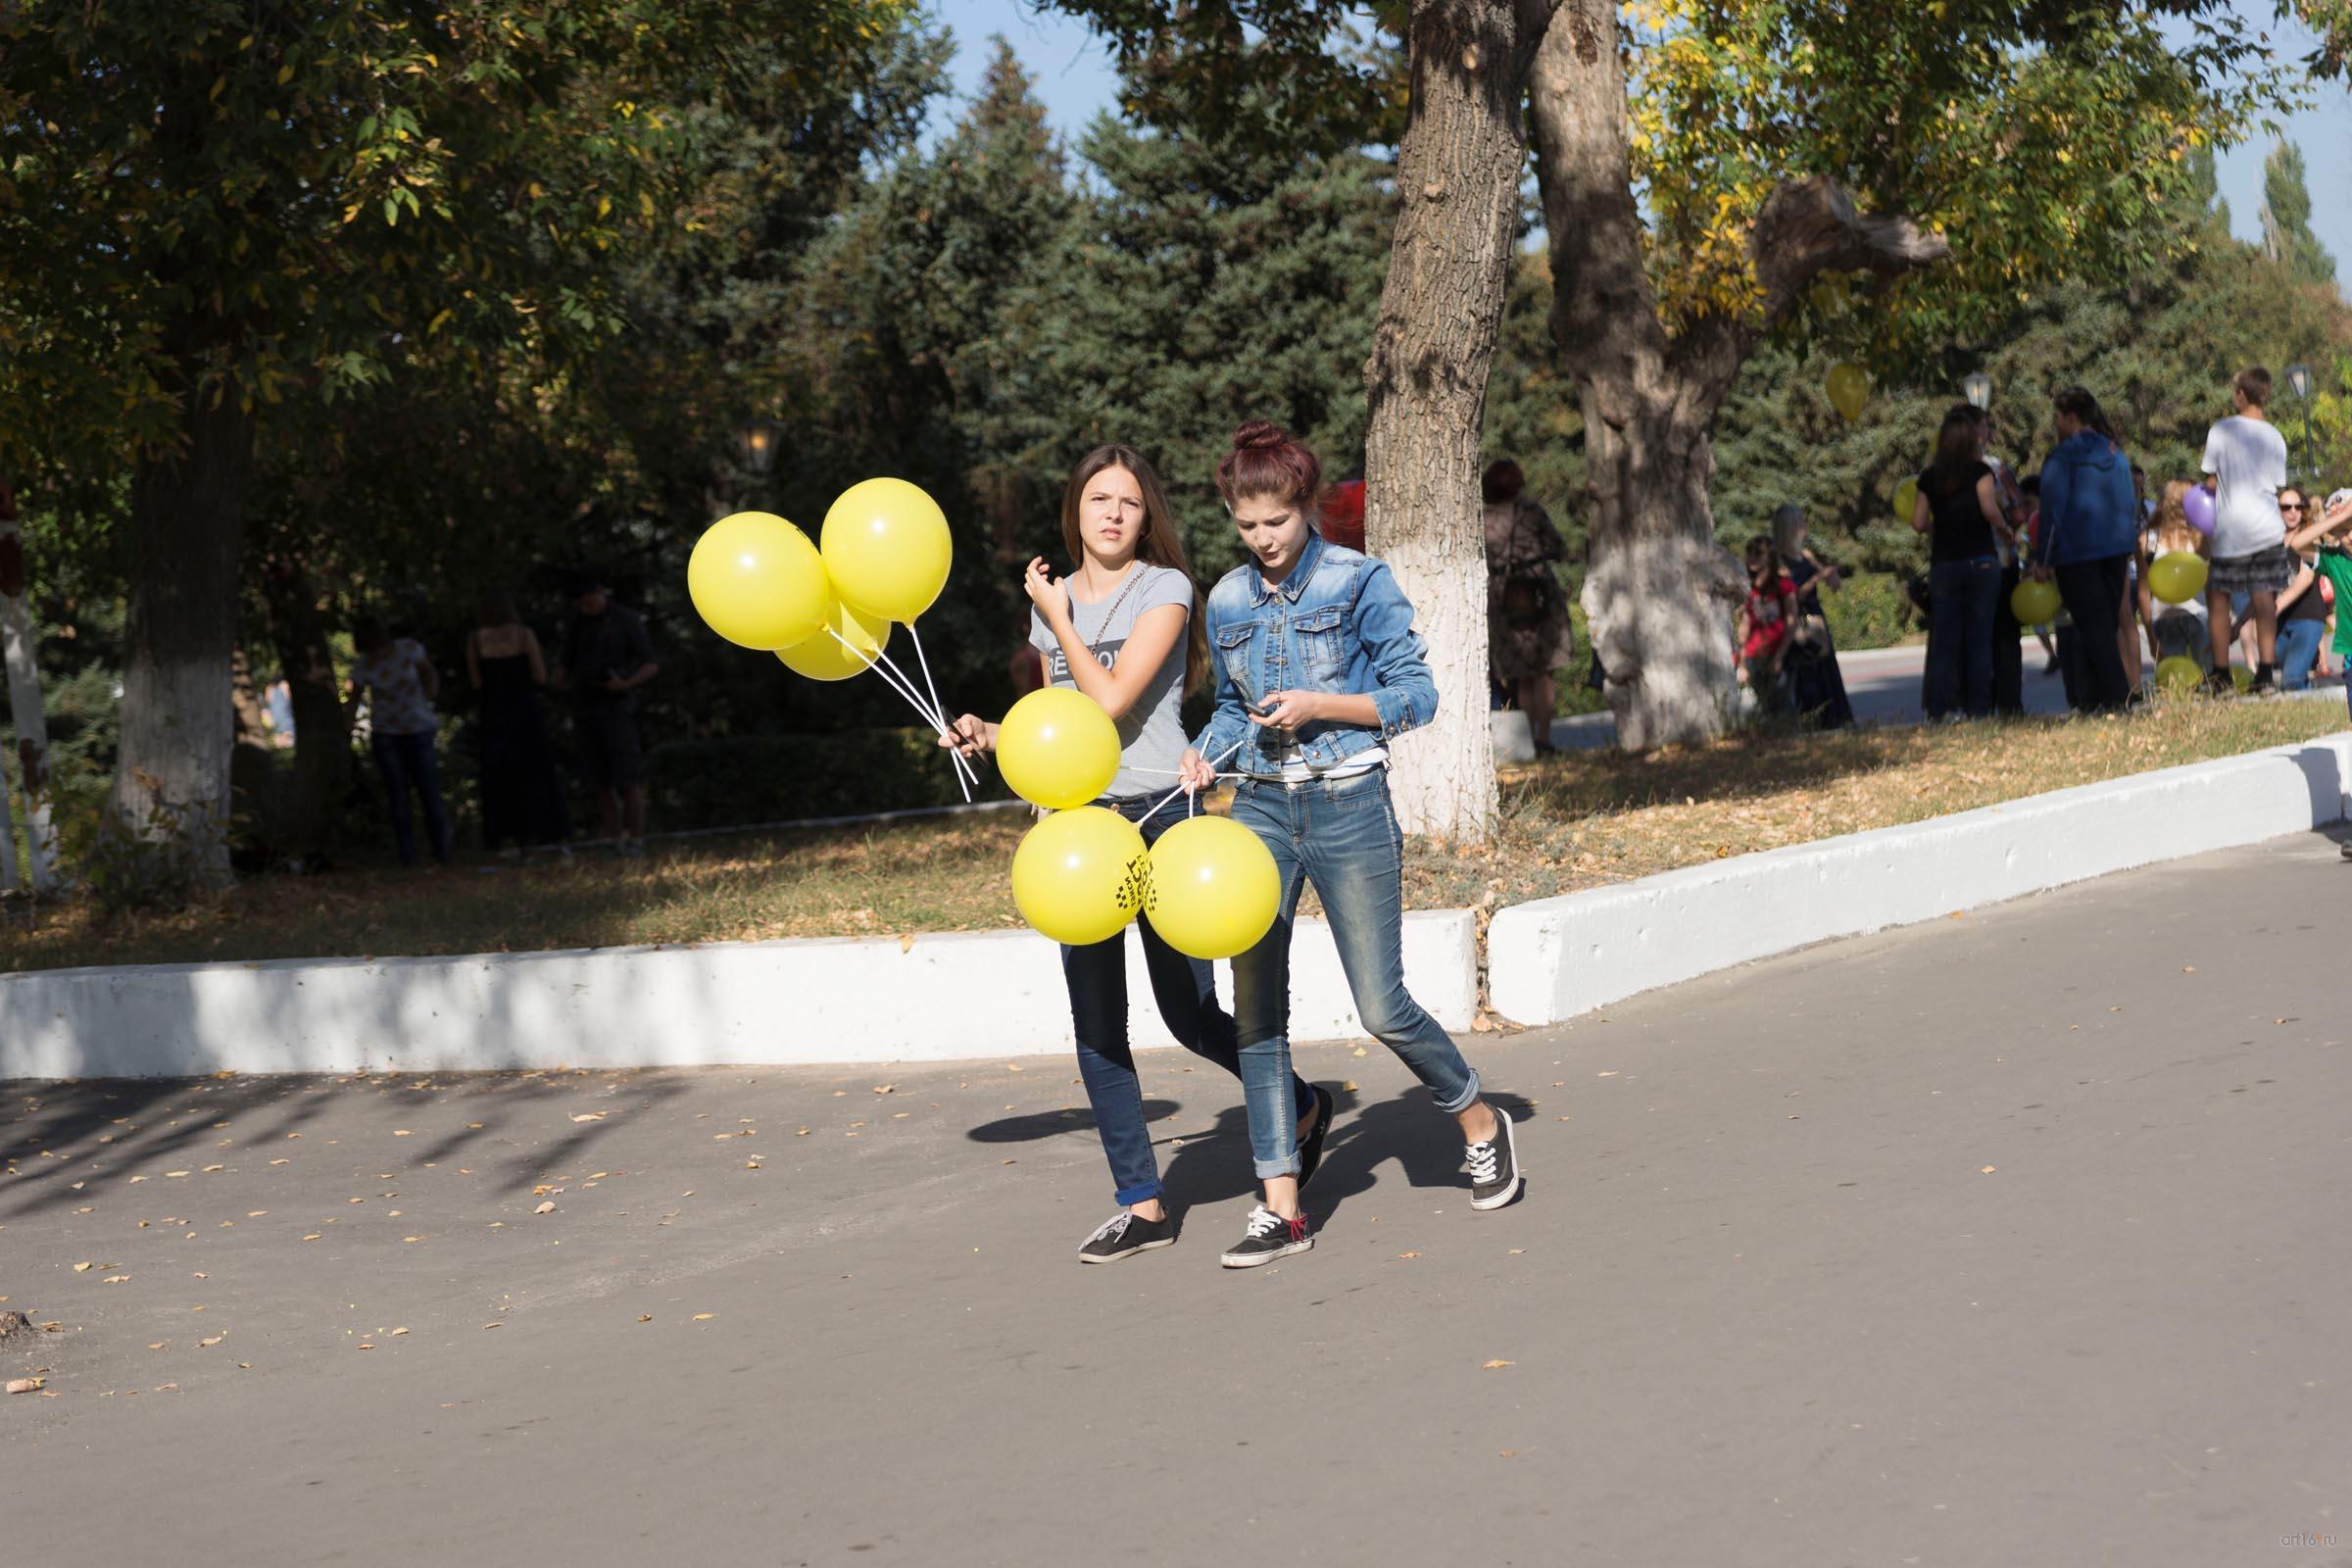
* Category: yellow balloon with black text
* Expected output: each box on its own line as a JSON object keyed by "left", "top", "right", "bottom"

{"left": 1826, "top": 362, "right": 1869, "bottom": 422}
{"left": 1010, "top": 807, "right": 1148, "bottom": 947}
{"left": 775, "top": 591, "right": 891, "bottom": 682}
{"left": 2155, "top": 655, "right": 2202, "bottom": 695}
{"left": 2147, "top": 551, "right": 2209, "bottom": 606}
{"left": 2010, "top": 577, "right": 2061, "bottom": 626}
{"left": 821, "top": 477, "right": 953, "bottom": 623}
{"left": 996, "top": 687, "right": 1121, "bottom": 811}
{"left": 1143, "top": 815, "right": 1280, "bottom": 960}
{"left": 687, "top": 512, "right": 828, "bottom": 650}
{"left": 1893, "top": 477, "right": 1919, "bottom": 524}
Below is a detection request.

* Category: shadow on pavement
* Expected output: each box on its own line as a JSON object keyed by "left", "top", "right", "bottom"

{"left": 1154, "top": 1088, "right": 1534, "bottom": 1222}
{"left": 964, "top": 1099, "right": 1181, "bottom": 1144}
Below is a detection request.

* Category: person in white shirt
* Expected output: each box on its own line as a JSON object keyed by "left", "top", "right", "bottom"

{"left": 2199, "top": 366, "right": 2293, "bottom": 693}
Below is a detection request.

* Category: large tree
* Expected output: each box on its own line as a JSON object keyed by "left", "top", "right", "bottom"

{"left": 2261, "top": 140, "right": 2337, "bottom": 288}
{"left": 1051, "top": 0, "right": 1560, "bottom": 843}
{"left": 0, "top": 0, "right": 912, "bottom": 879}
{"left": 1528, "top": 0, "right": 2278, "bottom": 746}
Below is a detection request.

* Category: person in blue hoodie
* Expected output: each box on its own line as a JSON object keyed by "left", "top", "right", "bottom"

{"left": 2031, "top": 387, "right": 2142, "bottom": 712}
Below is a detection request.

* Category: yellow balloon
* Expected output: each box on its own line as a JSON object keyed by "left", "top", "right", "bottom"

{"left": 2010, "top": 577, "right": 2061, "bottom": 626}
{"left": 1010, "top": 807, "right": 1149, "bottom": 947}
{"left": 1143, "top": 815, "right": 1281, "bottom": 960}
{"left": 2231, "top": 663, "right": 2253, "bottom": 691}
{"left": 1893, "top": 476, "right": 1919, "bottom": 523}
{"left": 775, "top": 589, "right": 891, "bottom": 682}
{"left": 2147, "top": 550, "right": 2209, "bottom": 606}
{"left": 996, "top": 687, "right": 1121, "bottom": 811}
{"left": 1826, "top": 362, "right": 1869, "bottom": 422}
{"left": 2155, "top": 655, "right": 2202, "bottom": 695}
{"left": 821, "top": 477, "right": 953, "bottom": 623}
{"left": 688, "top": 512, "right": 828, "bottom": 650}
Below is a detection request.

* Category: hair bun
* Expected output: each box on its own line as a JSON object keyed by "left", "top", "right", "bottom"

{"left": 1232, "top": 419, "right": 1290, "bottom": 453}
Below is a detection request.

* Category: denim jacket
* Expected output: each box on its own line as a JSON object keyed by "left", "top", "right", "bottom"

{"left": 1189, "top": 531, "right": 1440, "bottom": 777}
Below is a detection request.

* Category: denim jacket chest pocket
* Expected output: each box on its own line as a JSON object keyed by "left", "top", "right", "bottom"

{"left": 1292, "top": 605, "right": 1348, "bottom": 682}
{"left": 1214, "top": 621, "right": 1260, "bottom": 696}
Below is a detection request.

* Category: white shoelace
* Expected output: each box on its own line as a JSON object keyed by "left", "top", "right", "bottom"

{"left": 1467, "top": 1135, "right": 1501, "bottom": 1185}
{"left": 1085, "top": 1211, "right": 1133, "bottom": 1247}
{"left": 1242, "top": 1205, "right": 1285, "bottom": 1238}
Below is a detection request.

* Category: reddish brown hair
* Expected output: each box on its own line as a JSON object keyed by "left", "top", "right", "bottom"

{"left": 1215, "top": 419, "right": 1323, "bottom": 517}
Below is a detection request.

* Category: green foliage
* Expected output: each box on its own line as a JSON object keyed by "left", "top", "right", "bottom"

{"left": 1820, "top": 574, "right": 1917, "bottom": 652}
{"left": 2261, "top": 140, "right": 2338, "bottom": 288}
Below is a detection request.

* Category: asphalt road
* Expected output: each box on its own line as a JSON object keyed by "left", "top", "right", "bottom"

{"left": 6, "top": 831, "right": 2350, "bottom": 1565}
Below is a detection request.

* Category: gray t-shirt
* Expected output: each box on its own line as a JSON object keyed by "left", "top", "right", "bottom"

{"left": 1029, "top": 563, "right": 1195, "bottom": 800}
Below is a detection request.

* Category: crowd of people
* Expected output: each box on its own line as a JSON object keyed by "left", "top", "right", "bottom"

{"left": 344, "top": 571, "right": 660, "bottom": 867}
{"left": 1867, "top": 368, "right": 2352, "bottom": 723}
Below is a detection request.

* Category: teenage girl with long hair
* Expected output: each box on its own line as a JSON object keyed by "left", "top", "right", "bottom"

{"left": 944, "top": 445, "right": 1328, "bottom": 1263}
{"left": 1177, "top": 421, "right": 1523, "bottom": 1269}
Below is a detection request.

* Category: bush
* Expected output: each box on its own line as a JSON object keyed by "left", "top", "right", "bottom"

{"left": 647, "top": 728, "right": 1012, "bottom": 830}
{"left": 1822, "top": 572, "right": 1918, "bottom": 651}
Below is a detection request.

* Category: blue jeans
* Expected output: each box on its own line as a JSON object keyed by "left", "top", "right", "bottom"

{"left": 2276, "top": 617, "right": 2324, "bottom": 690}
{"left": 371, "top": 731, "right": 453, "bottom": 866}
{"left": 1925, "top": 557, "right": 2001, "bottom": 718}
{"left": 1064, "top": 794, "right": 1315, "bottom": 1206}
{"left": 1227, "top": 770, "right": 1480, "bottom": 1182}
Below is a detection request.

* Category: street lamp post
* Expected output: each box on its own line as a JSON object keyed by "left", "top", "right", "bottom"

{"left": 1962, "top": 370, "right": 1992, "bottom": 411}
{"left": 2283, "top": 363, "right": 2315, "bottom": 482}
{"left": 735, "top": 418, "right": 780, "bottom": 510}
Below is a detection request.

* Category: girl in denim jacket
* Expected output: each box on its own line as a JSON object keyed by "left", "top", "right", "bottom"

{"left": 943, "top": 445, "right": 1327, "bottom": 1264}
{"left": 1179, "top": 421, "right": 1524, "bottom": 1268}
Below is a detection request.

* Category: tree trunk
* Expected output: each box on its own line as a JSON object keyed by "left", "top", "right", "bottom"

{"left": 1363, "top": 0, "right": 1560, "bottom": 843}
{"left": 261, "top": 550, "right": 353, "bottom": 858}
{"left": 1530, "top": 4, "right": 1944, "bottom": 749}
{"left": 107, "top": 365, "right": 256, "bottom": 880}
{"left": 1529, "top": 0, "right": 1744, "bottom": 749}
{"left": 0, "top": 504, "right": 59, "bottom": 889}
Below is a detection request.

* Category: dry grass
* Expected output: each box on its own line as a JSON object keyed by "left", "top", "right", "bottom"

{"left": 6, "top": 697, "right": 2342, "bottom": 974}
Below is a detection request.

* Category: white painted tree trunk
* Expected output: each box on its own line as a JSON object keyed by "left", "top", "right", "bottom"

{"left": 0, "top": 733, "right": 20, "bottom": 893}
{"left": 0, "top": 514, "right": 57, "bottom": 890}
{"left": 1362, "top": 0, "right": 1557, "bottom": 845}
{"left": 1379, "top": 529, "right": 1494, "bottom": 839}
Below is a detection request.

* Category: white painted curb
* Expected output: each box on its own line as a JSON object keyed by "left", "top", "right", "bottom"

{"left": 1489, "top": 730, "right": 2352, "bottom": 1025}
{"left": 0, "top": 910, "right": 1479, "bottom": 1080}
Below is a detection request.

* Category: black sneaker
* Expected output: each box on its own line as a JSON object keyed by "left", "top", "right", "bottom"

{"left": 1467, "top": 1110, "right": 1523, "bottom": 1210}
{"left": 2248, "top": 662, "right": 2278, "bottom": 696}
{"left": 1077, "top": 1208, "right": 1177, "bottom": 1264}
{"left": 2204, "top": 668, "right": 2236, "bottom": 697}
{"left": 1296, "top": 1084, "right": 1336, "bottom": 1192}
{"left": 1219, "top": 1205, "right": 1313, "bottom": 1268}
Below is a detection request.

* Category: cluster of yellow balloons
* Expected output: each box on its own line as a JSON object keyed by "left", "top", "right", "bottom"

{"left": 997, "top": 689, "right": 1280, "bottom": 959}
{"left": 686, "top": 478, "right": 953, "bottom": 679}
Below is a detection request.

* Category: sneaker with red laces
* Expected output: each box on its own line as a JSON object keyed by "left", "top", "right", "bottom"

{"left": 1219, "top": 1205, "right": 1313, "bottom": 1269}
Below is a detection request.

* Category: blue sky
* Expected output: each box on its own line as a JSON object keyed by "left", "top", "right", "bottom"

{"left": 936, "top": 0, "right": 2352, "bottom": 287}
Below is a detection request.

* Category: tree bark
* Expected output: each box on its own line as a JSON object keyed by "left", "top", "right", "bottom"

{"left": 1364, "top": 0, "right": 1560, "bottom": 843}
{"left": 0, "top": 494, "right": 59, "bottom": 890}
{"left": 1530, "top": 3, "right": 1946, "bottom": 749}
{"left": 107, "top": 360, "right": 256, "bottom": 880}
{"left": 260, "top": 549, "right": 352, "bottom": 858}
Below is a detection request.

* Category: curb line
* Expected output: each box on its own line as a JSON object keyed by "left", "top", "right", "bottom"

{"left": 1488, "top": 729, "right": 2352, "bottom": 1026}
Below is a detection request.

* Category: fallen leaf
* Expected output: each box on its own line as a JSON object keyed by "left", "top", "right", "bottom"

{"left": 301, "top": 1233, "right": 321, "bottom": 1242}
{"left": 569, "top": 1112, "right": 607, "bottom": 1124}
{"left": 203, "top": 1164, "right": 224, "bottom": 1172}
{"left": 533, "top": 1200, "right": 556, "bottom": 1214}
{"left": 247, "top": 1210, "right": 268, "bottom": 1218}
{"left": 1980, "top": 1165, "right": 1997, "bottom": 1174}
{"left": 393, "top": 1130, "right": 412, "bottom": 1137}
{"left": 482, "top": 1322, "right": 503, "bottom": 1330}
{"left": 166, "top": 1170, "right": 190, "bottom": 1178}
{"left": 72, "top": 1261, "right": 95, "bottom": 1272}
{"left": 637, "top": 1315, "right": 653, "bottom": 1323}
{"left": 5, "top": 1378, "right": 44, "bottom": 1395}
{"left": 1508, "top": 1249, "right": 1526, "bottom": 1255}
{"left": 1342, "top": 1080, "right": 1360, "bottom": 1093}
{"left": 102, "top": 1274, "right": 131, "bottom": 1284}
{"left": 872, "top": 1085, "right": 896, "bottom": 1095}
{"left": 390, "top": 1327, "right": 408, "bottom": 1337}
{"left": 1396, "top": 1251, "right": 1421, "bottom": 1260}
{"left": 692, "top": 1313, "right": 715, "bottom": 1321}
{"left": 1482, "top": 1359, "right": 1515, "bottom": 1370}
{"left": 198, "top": 1335, "right": 223, "bottom": 1348}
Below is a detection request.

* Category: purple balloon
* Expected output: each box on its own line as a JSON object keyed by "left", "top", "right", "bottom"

{"left": 2182, "top": 484, "right": 2216, "bottom": 536}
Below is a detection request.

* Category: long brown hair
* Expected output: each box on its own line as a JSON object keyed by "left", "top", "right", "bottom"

{"left": 2151, "top": 479, "right": 2205, "bottom": 557}
{"left": 1059, "top": 444, "right": 1210, "bottom": 698}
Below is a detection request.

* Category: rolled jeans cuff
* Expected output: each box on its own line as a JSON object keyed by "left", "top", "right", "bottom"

{"left": 1253, "top": 1152, "right": 1301, "bottom": 1180}
{"left": 1114, "top": 1178, "right": 1163, "bottom": 1206}
{"left": 1430, "top": 1068, "right": 1481, "bottom": 1116}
